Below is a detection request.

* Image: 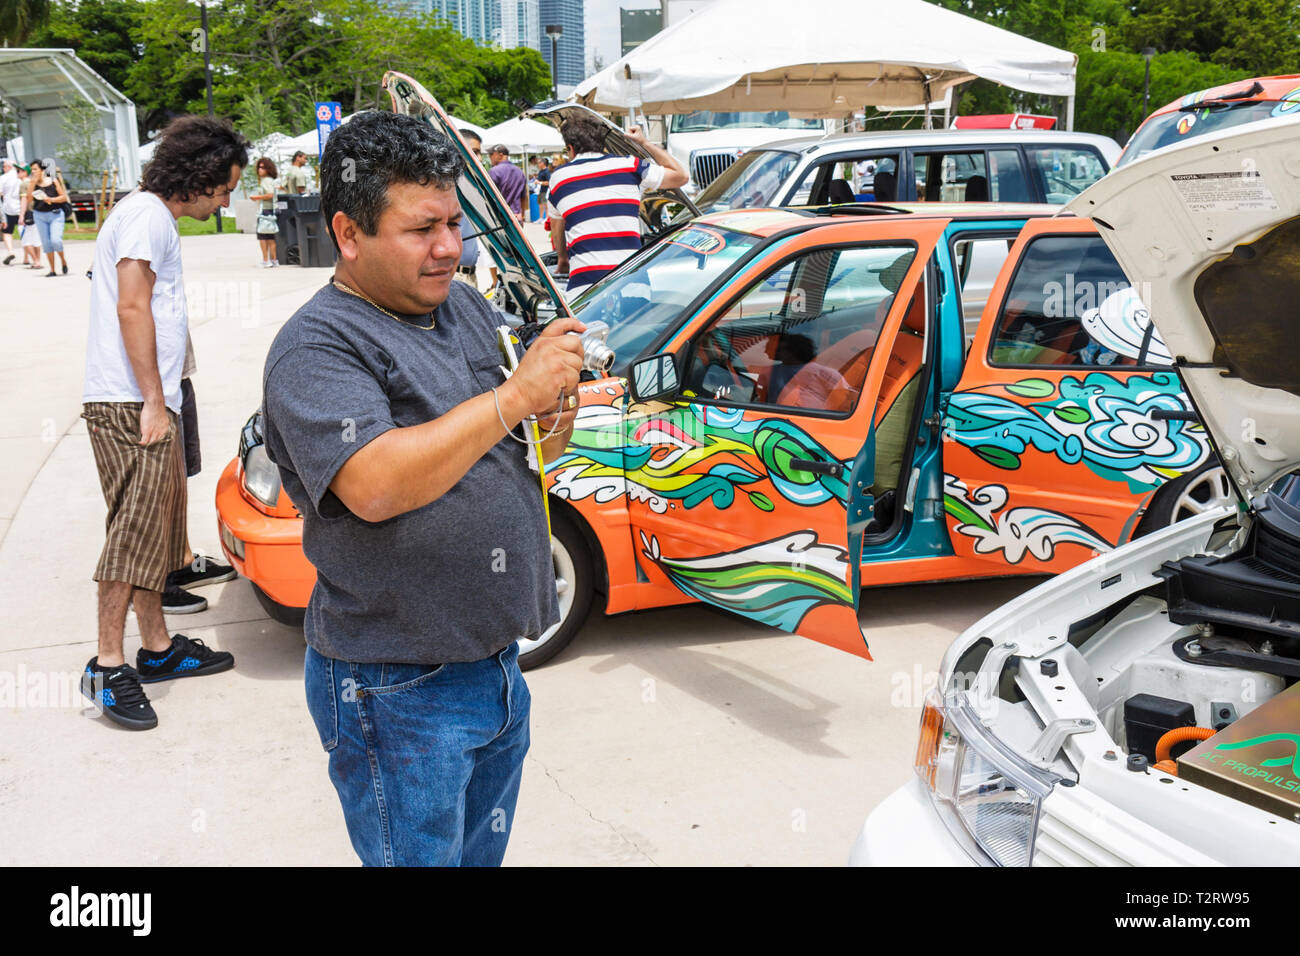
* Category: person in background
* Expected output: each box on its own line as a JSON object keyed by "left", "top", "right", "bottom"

{"left": 548, "top": 115, "right": 688, "bottom": 294}
{"left": 456, "top": 130, "right": 484, "bottom": 289}
{"left": 487, "top": 145, "right": 526, "bottom": 222}
{"left": 28, "top": 158, "right": 69, "bottom": 277}
{"left": 249, "top": 156, "right": 280, "bottom": 268}
{"left": 283, "top": 151, "right": 311, "bottom": 194}
{"left": 18, "top": 166, "right": 41, "bottom": 268}
{"left": 0, "top": 158, "right": 19, "bottom": 264}
{"left": 534, "top": 155, "right": 551, "bottom": 220}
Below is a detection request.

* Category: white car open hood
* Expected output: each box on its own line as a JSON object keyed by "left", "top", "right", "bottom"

{"left": 1070, "top": 116, "right": 1300, "bottom": 504}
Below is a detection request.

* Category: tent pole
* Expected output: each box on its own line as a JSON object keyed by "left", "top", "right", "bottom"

{"left": 1065, "top": 95, "right": 1075, "bottom": 131}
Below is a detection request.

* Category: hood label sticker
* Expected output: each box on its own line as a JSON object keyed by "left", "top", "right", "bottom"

{"left": 667, "top": 226, "right": 727, "bottom": 255}
{"left": 1170, "top": 170, "right": 1278, "bottom": 213}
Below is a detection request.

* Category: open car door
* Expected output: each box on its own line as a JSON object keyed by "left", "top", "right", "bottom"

{"left": 623, "top": 217, "right": 950, "bottom": 659}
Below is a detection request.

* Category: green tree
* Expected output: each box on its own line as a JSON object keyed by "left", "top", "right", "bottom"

{"left": 0, "top": 0, "right": 51, "bottom": 43}
{"left": 1119, "top": 0, "right": 1300, "bottom": 74}
{"left": 447, "top": 89, "right": 494, "bottom": 126}
{"left": 28, "top": 0, "right": 143, "bottom": 96}
{"left": 58, "top": 95, "right": 112, "bottom": 189}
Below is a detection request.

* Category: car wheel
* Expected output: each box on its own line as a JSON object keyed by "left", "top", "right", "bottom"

{"left": 518, "top": 510, "right": 594, "bottom": 671}
{"left": 1137, "top": 461, "right": 1235, "bottom": 535}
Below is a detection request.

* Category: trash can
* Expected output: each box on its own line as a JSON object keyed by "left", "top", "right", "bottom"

{"left": 529, "top": 192, "right": 539, "bottom": 222}
{"left": 294, "top": 194, "right": 337, "bottom": 268}
{"left": 273, "top": 194, "right": 299, "bottom": 265}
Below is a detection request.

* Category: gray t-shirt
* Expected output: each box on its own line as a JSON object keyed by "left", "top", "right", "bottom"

{"left": 261, "top": 279, "right": 559, "bottom": 665}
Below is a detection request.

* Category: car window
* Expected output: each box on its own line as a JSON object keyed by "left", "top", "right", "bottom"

{"left": 694, "top": 148, "right": 800, "bottom": 214}
{"left": 987, "top": 148, "right": 1033, "bottom": 202}
{"left": 789, "top": 154, "right": 900, "bottom": 205}
{"left": 684, "top": 244, "right": 917, "bottom": 414}
{"left": 914, "top": 151, "right": 987, "bottom": 202}
{"left": 989, "top": 235, "right": 1173, "bottom": 368}
{"left": 952, "top": 236, "right": 1015, "bottom": 340}
{"left": 1025, "top": 146, "right": 1108, "bottom": 202}
{"left": 572, "top": 224, "right": 762, "bottom": 375}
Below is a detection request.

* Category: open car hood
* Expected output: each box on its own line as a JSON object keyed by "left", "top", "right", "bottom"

{"left": 526, "top": 101, "right": 701, "bottom": 226}
{"left": 1070, "top": 116, "right": 1300, "bottom": 503}
{"left": 383, "top": 71, "right": 566, "bottom": 319}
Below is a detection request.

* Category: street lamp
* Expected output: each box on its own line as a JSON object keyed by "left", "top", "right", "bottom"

{"left": 1142, "top": 47, "right": 1156, "bottom": 118}
{"left": 199, "top": 0, "right": 223, "bottom": 233}
{"left": 546, "top": 24, "right": 563, "bottom": 100}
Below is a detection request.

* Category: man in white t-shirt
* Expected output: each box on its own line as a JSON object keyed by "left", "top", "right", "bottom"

{"left": 80, "top": 114, "right": 249, "bottom": 731}
{"left": 0, "top": 159, "right": 20, "bottom": 264}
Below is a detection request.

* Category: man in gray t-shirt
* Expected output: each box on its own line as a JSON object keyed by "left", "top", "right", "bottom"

{"left": 262, "top": 111, "right": 584, "bottom": 866}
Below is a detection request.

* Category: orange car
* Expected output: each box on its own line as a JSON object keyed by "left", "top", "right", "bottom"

{"left": 1117, "top": 73, "right": 1300, "bottom": 167}
{"left": 216, "top": 73, "right": 1225, "bottom": 668}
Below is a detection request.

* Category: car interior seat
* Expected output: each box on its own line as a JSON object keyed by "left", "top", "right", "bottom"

{"left": 964, "top": 174, "right": 989, "bottom": 202}
{"left": 827, "top": 179, "right": 855, "bottom": 204}
{"left": 872, "top": 171, "right": 896, "bottom": 202}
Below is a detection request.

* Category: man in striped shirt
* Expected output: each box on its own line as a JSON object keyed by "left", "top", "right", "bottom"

{"left": 549, "top": 114, "right": 688, "bottom": 295}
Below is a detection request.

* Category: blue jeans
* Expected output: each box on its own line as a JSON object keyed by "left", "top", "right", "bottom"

{"left": 304, "top": 642, "right": 531, "bottom": 866}
{"left": 33, "top": 209, "right": 64, "bottom": 253}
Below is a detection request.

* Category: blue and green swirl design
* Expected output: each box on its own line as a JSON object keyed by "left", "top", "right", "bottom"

{"left": 945, "top": 372, "right": 1208, "bottom": 492}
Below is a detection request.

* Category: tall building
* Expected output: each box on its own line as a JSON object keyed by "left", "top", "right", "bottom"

{"left": 499, "top": 0, "right": 541, "bottom": 49}
{"left": 385, "top": 0, "right": 539, "bottom": 50}
{"left": 538, "top": 0, "right": 584, "bottom": 89}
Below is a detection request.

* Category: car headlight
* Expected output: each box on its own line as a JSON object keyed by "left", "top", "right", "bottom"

{"left": 241, "top": 442, "right": 282, "bottom": 509}
{"left": 914, "top": 687, "right": 1057, "bottom": 867}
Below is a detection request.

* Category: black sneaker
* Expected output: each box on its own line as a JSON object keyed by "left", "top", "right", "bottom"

{"left": 136, "top": 634, "right": 235, "bottom": 684}
{"left": 162, "top": 586, "right": 207, "bottom": 614}
{"left": 167, "top": 554, "right": 238, "bottom": 591}
{"left": 81, "top": 659, "right": 158, "bottom": 730}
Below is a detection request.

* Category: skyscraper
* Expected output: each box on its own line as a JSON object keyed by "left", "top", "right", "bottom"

{"left": 384, "top": 0, "right": 539, "bottom": 50}
{"left": 538, "top": 0, "right": 585, "bottom": 89}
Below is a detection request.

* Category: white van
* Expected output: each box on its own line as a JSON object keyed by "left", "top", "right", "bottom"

{"left": 693, "top": 128, "right": 1122, "bottom": 212}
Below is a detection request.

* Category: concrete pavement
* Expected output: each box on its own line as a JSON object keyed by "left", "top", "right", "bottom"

{"left": 0, "top": 225, "right": 1037, "bottom": 865}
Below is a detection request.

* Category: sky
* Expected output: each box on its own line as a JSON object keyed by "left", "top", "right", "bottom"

{"left": 584, "top": 0, "right": 660, "bottom": 75}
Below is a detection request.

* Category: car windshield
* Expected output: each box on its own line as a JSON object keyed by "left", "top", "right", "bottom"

{"left": 570, "top": 224, "right": 761, "bottom": 374}
{"left": 694, "top": 149, "right": 801, "bottom": 213}
{"left": 1119, "top": 99, "right": 1291, "bottom": 166}
{"left": 669, "top": 111, "right": 823, "bottom": 133}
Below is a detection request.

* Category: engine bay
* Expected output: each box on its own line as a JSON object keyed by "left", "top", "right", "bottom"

{"left": 1078, "top": 475, "right": 1300, "bottom": 822}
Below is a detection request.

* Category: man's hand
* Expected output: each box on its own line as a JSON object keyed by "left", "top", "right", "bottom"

{"left": 138, "top": 399, "right": 169, "bottom": 446}
{"left": 502, "top": 318, "right": 585, "bottom": 420}
{"left": 627, "top": 125, "right": 648, "bottom": 146}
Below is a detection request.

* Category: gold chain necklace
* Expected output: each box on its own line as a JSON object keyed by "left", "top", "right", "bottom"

{"left": 330, "top": 276, "right": 436, "bottom": 330}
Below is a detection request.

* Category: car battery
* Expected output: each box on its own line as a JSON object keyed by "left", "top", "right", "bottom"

{"left": 1178, "top": 681, "right": 1300, "bottom": 821}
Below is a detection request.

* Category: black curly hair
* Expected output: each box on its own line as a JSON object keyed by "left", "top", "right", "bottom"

{"left": 320, "top": 110, "right": 464, "bottom": 248}
{"left": 559, "top": 115, "right": 608, "bottom": 155}
{"left": 141, "top": 115, "right": 250, "bottom": 202}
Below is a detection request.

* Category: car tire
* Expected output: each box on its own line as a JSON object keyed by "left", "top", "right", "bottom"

{"left": 518, "top": 509, "right": 595, "bottom": 671}
{"left": 1135, "top": 461, "right": 1235, "bottom": 536}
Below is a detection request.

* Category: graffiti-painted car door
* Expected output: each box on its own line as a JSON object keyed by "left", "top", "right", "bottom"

{"left": 623, "top": 220, "right": 948, "bottom": 659}
{"left": 943, "top": 217, "right": 1210, "bottom": 573}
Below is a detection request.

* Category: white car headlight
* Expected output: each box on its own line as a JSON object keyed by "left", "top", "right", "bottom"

{"left": 241, "top": 443, "right": 282, "bottom": 508}
{"left": 914, "top": 688, "right": 1057, "bottom": 867}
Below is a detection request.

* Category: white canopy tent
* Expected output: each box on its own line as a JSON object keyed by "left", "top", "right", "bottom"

{"left": 0, "top": 48, "right": 140, "bottom": 185}
{"left": 480, "top": 116, "right": 564, "bottom": 153}
{"left": 574, "top": 0, "right": 1078, "bottom": 128}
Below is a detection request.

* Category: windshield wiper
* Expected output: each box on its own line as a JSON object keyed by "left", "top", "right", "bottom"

{"left": 1178, "top": 80, "right": 1265, "bottom": 112}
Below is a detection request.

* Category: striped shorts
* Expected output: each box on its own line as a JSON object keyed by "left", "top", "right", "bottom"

{"left": 83, "top": 402, "right": 187, "bottom": 592}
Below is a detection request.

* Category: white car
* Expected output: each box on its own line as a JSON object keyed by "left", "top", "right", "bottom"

{"left": 854, "top": 114, "right": 1300, "bottom": 866}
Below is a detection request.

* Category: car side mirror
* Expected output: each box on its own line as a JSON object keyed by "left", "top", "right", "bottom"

{"left": 629, "top": 352, "right": 679, "bottom": 403}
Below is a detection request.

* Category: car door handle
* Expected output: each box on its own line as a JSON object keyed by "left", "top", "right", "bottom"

{"left": 1151, "top": 409, "right": 1197, "bottom": 421}
{"left": 790, "top": 458, "right": 844, "bottom": 478}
